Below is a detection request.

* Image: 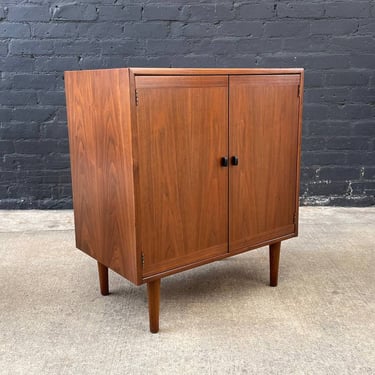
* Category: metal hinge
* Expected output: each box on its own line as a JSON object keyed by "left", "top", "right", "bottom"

{"left": 141, "top": 252, "right": 144, "bottom": 267}
{"left": 297, "top": 85, "right": 301, "bottom": 97}
{"left": 135, "top": 90, "right": 139, "bottom": 106}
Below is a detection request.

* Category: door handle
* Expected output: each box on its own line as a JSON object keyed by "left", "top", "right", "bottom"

{"left": 221, "top": 157, "right": 228, "bottom": 167}
{"left": 231, "top": 156, "right": 239, "bottom": 166}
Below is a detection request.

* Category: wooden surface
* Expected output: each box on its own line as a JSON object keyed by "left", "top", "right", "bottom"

{"left": 294, "top": 70, "right": 305, "bottom": 235}
{"left": 66, "top": 67, "right": 304, "bottom": 76}
{"left": 65, "top": 67, "right": 304, "bottom": 333}
{"left": 97, "top": 262, "right": 109, "bottom": 296}
{"left": 134, "top": 75, "right": 229, "bottom": 277}
{"left": 65, "top": 69, "right": 139, "bottom": 284}
{"left": 147, "top": 279, "right": 161, "bottom": 333}
{"left": 135, "top": 75, "right": 228, "bottom": 88}
{"left": 131, "top": 68, "right": 304, "bottom": 76}
{"left": 65, "top": 67, "right": 303, "bottom": 288}
{"left": 142, "top": 232, "right": 296, "bottom": 282}
{"left": 269, "top": 242, "right": 281, "bottom": 287}
{"left": 229, "top": 74, "right": 300, "bottom": 252}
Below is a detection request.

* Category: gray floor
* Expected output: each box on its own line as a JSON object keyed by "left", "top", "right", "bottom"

{"left": 0, "top": 207, "right": 374, "bottom": 374}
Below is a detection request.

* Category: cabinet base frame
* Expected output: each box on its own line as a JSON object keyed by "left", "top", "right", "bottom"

{"left": 142, "top": 233, "right": 294, "bottom": 283}
{"left": 97, "top": 241, "right": 283, "bottom": 333}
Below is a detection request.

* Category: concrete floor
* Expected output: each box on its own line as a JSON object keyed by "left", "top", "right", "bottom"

{"left": 0, "top": 207, "right": 374, "bottom": 374}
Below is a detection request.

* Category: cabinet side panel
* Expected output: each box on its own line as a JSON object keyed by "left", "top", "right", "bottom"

{"left": 294, "top": 70, "right": 304, "bottom": 234}
{"left": 65, "top": 69, "right": 138, "bottom": 284}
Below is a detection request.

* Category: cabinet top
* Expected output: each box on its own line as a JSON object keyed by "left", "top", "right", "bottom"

{"left": 65, "top": 67, "right": 304, "bottom": 76}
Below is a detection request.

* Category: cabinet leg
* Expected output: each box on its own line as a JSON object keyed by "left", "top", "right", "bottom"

{"left": 147, "top": 279, "right": 161, "bottom": 334}
{"left": 269, "top": 242, "right": 281, "bottom": 287}
{"left": 97, "top": 261, "right": 109, "bottom": 296}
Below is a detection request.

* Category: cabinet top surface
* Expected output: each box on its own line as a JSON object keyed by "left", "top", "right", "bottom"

{"left": 65, "top": 67, "right": 304, "bottom": 76}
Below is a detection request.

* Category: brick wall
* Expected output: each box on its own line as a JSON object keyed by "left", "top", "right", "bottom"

{"left": 0, "top": 1, "right": 374, "bottom": 208}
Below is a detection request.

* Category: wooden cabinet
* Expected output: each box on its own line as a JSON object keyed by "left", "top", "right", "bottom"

{"left": 65, "top": 68, "right": 304, "bottom": 333}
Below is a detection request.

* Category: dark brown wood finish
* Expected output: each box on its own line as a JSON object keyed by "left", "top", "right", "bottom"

{"left": 269, "top": 242, "right": 281, "bottom": 287}
{"left": 65, "top": 69, "right": 139, "bottom": 284}
{"left": 97, "top": 262, "right": 109, "bottom": 295}
{"left": 134, "top": 75, "right": 229, "bottom": 277}
{"left": 147, "top": 279, "right": 161, "bottom": 333}
{"left": 229, "top": 74, "right": 301, "bottom": 253}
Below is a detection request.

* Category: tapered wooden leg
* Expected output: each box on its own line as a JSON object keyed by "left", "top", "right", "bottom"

{"left": 147, "top": 279, "right": 160, "bottom": 333}
{"left": 269, "top": 242, "right": 281, "bottom": 287}
{"left": 97, "top": 262, "right": 109, "bottom": 296}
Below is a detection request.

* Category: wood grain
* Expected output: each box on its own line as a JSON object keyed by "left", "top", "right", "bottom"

{"left": 229, "top": 74, "right": 300, "bottom": 86}
{"left": 134, "top": 75, "right": 229, "bottom": 277}
{"left": 229, "top": 74, "right": 301, "bottom": 252}
{"left": 294, "top": 70, "right": 304, "bottom": 235}
{"left": 147, "top": 279, "right": 161, "bottom": 333}
{"left": 142, "top": 243, "right": 227, "bottom": 278}
{"left": 65, "top": 67, "right": 304, "bottom": 333}
{"left": 131, "top": 68, "right": 304, "bottom": 76}
{"left": 229, "top": 225, "right": 295, "bottom": 255}
{"left": 135, "top": 75, "right": 228, "bottom": 88}
{"left": 65, "top": 68, "right": 139, "bottom": 284}
{"left": 269, "top": 242, "right": 281, "bottom": 287}
{"left": 97, "top": 262, "right": 109, "bottom": 295}
{"left": 142, "top": 232, "right": 296, "bottom": 283}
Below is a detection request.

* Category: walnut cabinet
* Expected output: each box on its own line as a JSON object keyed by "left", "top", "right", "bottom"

{"left": 64, "top": 68, "right": 304, "bottom": 333}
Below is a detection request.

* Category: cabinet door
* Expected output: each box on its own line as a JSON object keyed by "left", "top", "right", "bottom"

{"left": 229, "top": 75, "right": 301, "bottom": 252}
{"left": 134, "top": 75, "right": 229, "bottom": 277}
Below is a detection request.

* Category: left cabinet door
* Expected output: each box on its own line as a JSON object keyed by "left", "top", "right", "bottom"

{"left": 134, "top": 75, "right": 229, "bottom": 278}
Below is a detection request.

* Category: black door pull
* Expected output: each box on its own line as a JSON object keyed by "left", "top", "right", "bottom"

{"left": 231, "top": 156, "right": 239, "bottom": 166}
{"left": 221, "top": 157, "right": 228, "bottom": 167}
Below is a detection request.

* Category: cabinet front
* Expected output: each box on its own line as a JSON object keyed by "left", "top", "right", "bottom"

{"left": 134, "top": 75, "right": 229, "bottom": 277}
{"left": 229, "top": 74, "right": 301, "bottom": 252}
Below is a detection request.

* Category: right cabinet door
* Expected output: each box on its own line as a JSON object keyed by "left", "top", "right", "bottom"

{"left": 229, "top": 74, "right": 301, "bottom": 252}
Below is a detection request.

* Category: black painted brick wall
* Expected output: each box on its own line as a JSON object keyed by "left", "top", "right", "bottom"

{"left": 0, "top": 0, "right": 374, "bottom": 208}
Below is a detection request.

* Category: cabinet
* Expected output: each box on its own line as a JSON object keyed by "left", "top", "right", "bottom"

{"left": 65, "top": 68, "right": 304, "bottom": 333}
